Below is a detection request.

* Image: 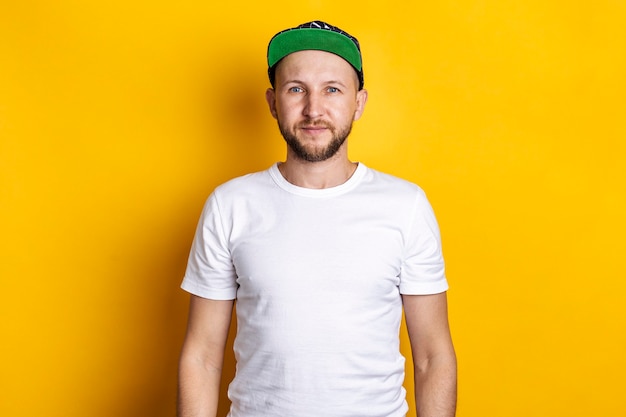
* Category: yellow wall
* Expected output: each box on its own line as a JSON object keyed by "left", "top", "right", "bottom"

{"left": 1, "top": 1, "right": 624, "bottom": 416}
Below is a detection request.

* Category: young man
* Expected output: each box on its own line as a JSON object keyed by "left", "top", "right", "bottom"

{"left": 178, "top": 21, "right": 457, "bottom": 417}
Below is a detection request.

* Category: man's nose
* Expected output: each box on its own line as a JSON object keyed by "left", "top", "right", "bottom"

{"left": 303, "top": 93, "right": 323, "bottom": 118}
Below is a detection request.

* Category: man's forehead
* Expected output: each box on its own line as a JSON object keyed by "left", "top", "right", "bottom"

{"left": 274, "top": 50, "right": 360, "bottom": 87}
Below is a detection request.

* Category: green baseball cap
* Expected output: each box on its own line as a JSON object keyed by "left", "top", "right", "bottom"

{"left": 267, "top": 21, "right": 364, "bottom": 90}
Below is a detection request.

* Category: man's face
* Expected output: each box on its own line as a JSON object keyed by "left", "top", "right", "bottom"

{"left": 266, "top": 50, "right": 368, "bottom": 162}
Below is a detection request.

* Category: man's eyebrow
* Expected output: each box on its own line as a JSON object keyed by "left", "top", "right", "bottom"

{"left": 282, "top": 79, "right": 305, "bottom": 85}
{"left": 277, "top": 79, "right": 306, "bottom": 88}
{"left": 283, "top": 79, "right": 348, "bottom": 86}
{"left": 278, "top": 79, "right": 351, "bottom": 89}
{"left": 324, "top": 80, "right": 348, "bottom": 87}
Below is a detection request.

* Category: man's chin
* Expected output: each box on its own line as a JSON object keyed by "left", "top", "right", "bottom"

{"left": 291, "top": 143, "right": 344, "bottom": 162}
{"left": 281, "top": 127, "right": 349, "bottom": 162}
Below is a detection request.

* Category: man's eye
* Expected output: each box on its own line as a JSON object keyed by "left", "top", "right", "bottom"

{"left": 327, "top": 87, "right": 339, "bottom": 93}
{"left": 289, "top": 87, "right": 303, "bottom": 93}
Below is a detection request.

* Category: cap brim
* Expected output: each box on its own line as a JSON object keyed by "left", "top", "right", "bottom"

{"left": 267, "top": 28, "right": 362, "bottom": 71}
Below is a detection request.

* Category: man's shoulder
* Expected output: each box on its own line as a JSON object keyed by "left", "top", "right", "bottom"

{"left": 363, "top": 165, "right": 426, "bottom": 196}
{"left": 213, "top": 166, "right": 273, "bottom": 196}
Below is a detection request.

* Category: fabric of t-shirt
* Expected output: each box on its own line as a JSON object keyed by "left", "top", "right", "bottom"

{"left": 181, "top": 162, "right": 448, "bottom": 417}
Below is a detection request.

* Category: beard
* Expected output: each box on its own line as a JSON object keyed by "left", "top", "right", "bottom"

{"left": 278, "top": 118, "right": 353, "bottom": 162}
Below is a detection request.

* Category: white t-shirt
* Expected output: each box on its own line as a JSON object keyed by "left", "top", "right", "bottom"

{"left": 182, "top": 163, "right": 448, "bottom": 417}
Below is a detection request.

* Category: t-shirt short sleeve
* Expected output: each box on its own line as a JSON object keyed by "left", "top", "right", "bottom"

{"left": 398, "top": 189, "right": 449, "bottom": 295}
{"left": 181, "top": 192, "right": 238, "bottom": 300}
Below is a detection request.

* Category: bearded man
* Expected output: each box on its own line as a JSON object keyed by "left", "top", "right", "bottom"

{"left": 178, "top": 20, "right": 457, "bottom": 417}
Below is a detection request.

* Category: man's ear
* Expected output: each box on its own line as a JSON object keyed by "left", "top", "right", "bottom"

{"left": 265, "top": 88, "right": 278, "bottom": 119}
{"left": 353, "top": 88, "right": 368, "bottom": 121}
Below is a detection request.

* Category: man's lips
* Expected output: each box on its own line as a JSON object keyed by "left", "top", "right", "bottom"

{"left": 298, "top": 123, "right": 331, "bottom": 133}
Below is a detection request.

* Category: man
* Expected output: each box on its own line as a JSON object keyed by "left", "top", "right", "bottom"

{"left": 178, "top": 21, "right": 457, "bottom": 417}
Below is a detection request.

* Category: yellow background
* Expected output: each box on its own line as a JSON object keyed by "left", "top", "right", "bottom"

{"left": 1, "top": 1, "right": 625, "bottom": 416}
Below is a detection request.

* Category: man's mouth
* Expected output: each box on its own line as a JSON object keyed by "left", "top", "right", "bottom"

{"left": 299, "top": 122, "right": 331, "bottom": 132}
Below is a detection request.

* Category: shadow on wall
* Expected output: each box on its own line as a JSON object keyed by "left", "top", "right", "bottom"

{"left": 105, "top": 47, "right": 274, "bottom": 416}
{"left": 196, "top": 43, "right": 280, "bottom": 182}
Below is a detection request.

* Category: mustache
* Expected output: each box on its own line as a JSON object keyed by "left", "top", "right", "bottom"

{"left": 297, "top": 120, "right": 333, "bottom": 129}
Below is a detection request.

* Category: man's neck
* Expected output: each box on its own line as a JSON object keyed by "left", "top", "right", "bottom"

{"left": 278, "top": 153, "right": 358, "bottom": 189}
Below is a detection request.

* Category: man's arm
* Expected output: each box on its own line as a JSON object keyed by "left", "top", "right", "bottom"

{"left": 178, "top": 295, "right": 234, "bottom": 417}
{"left": 403, "top": 292, "right": 457, "bottom": 417}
